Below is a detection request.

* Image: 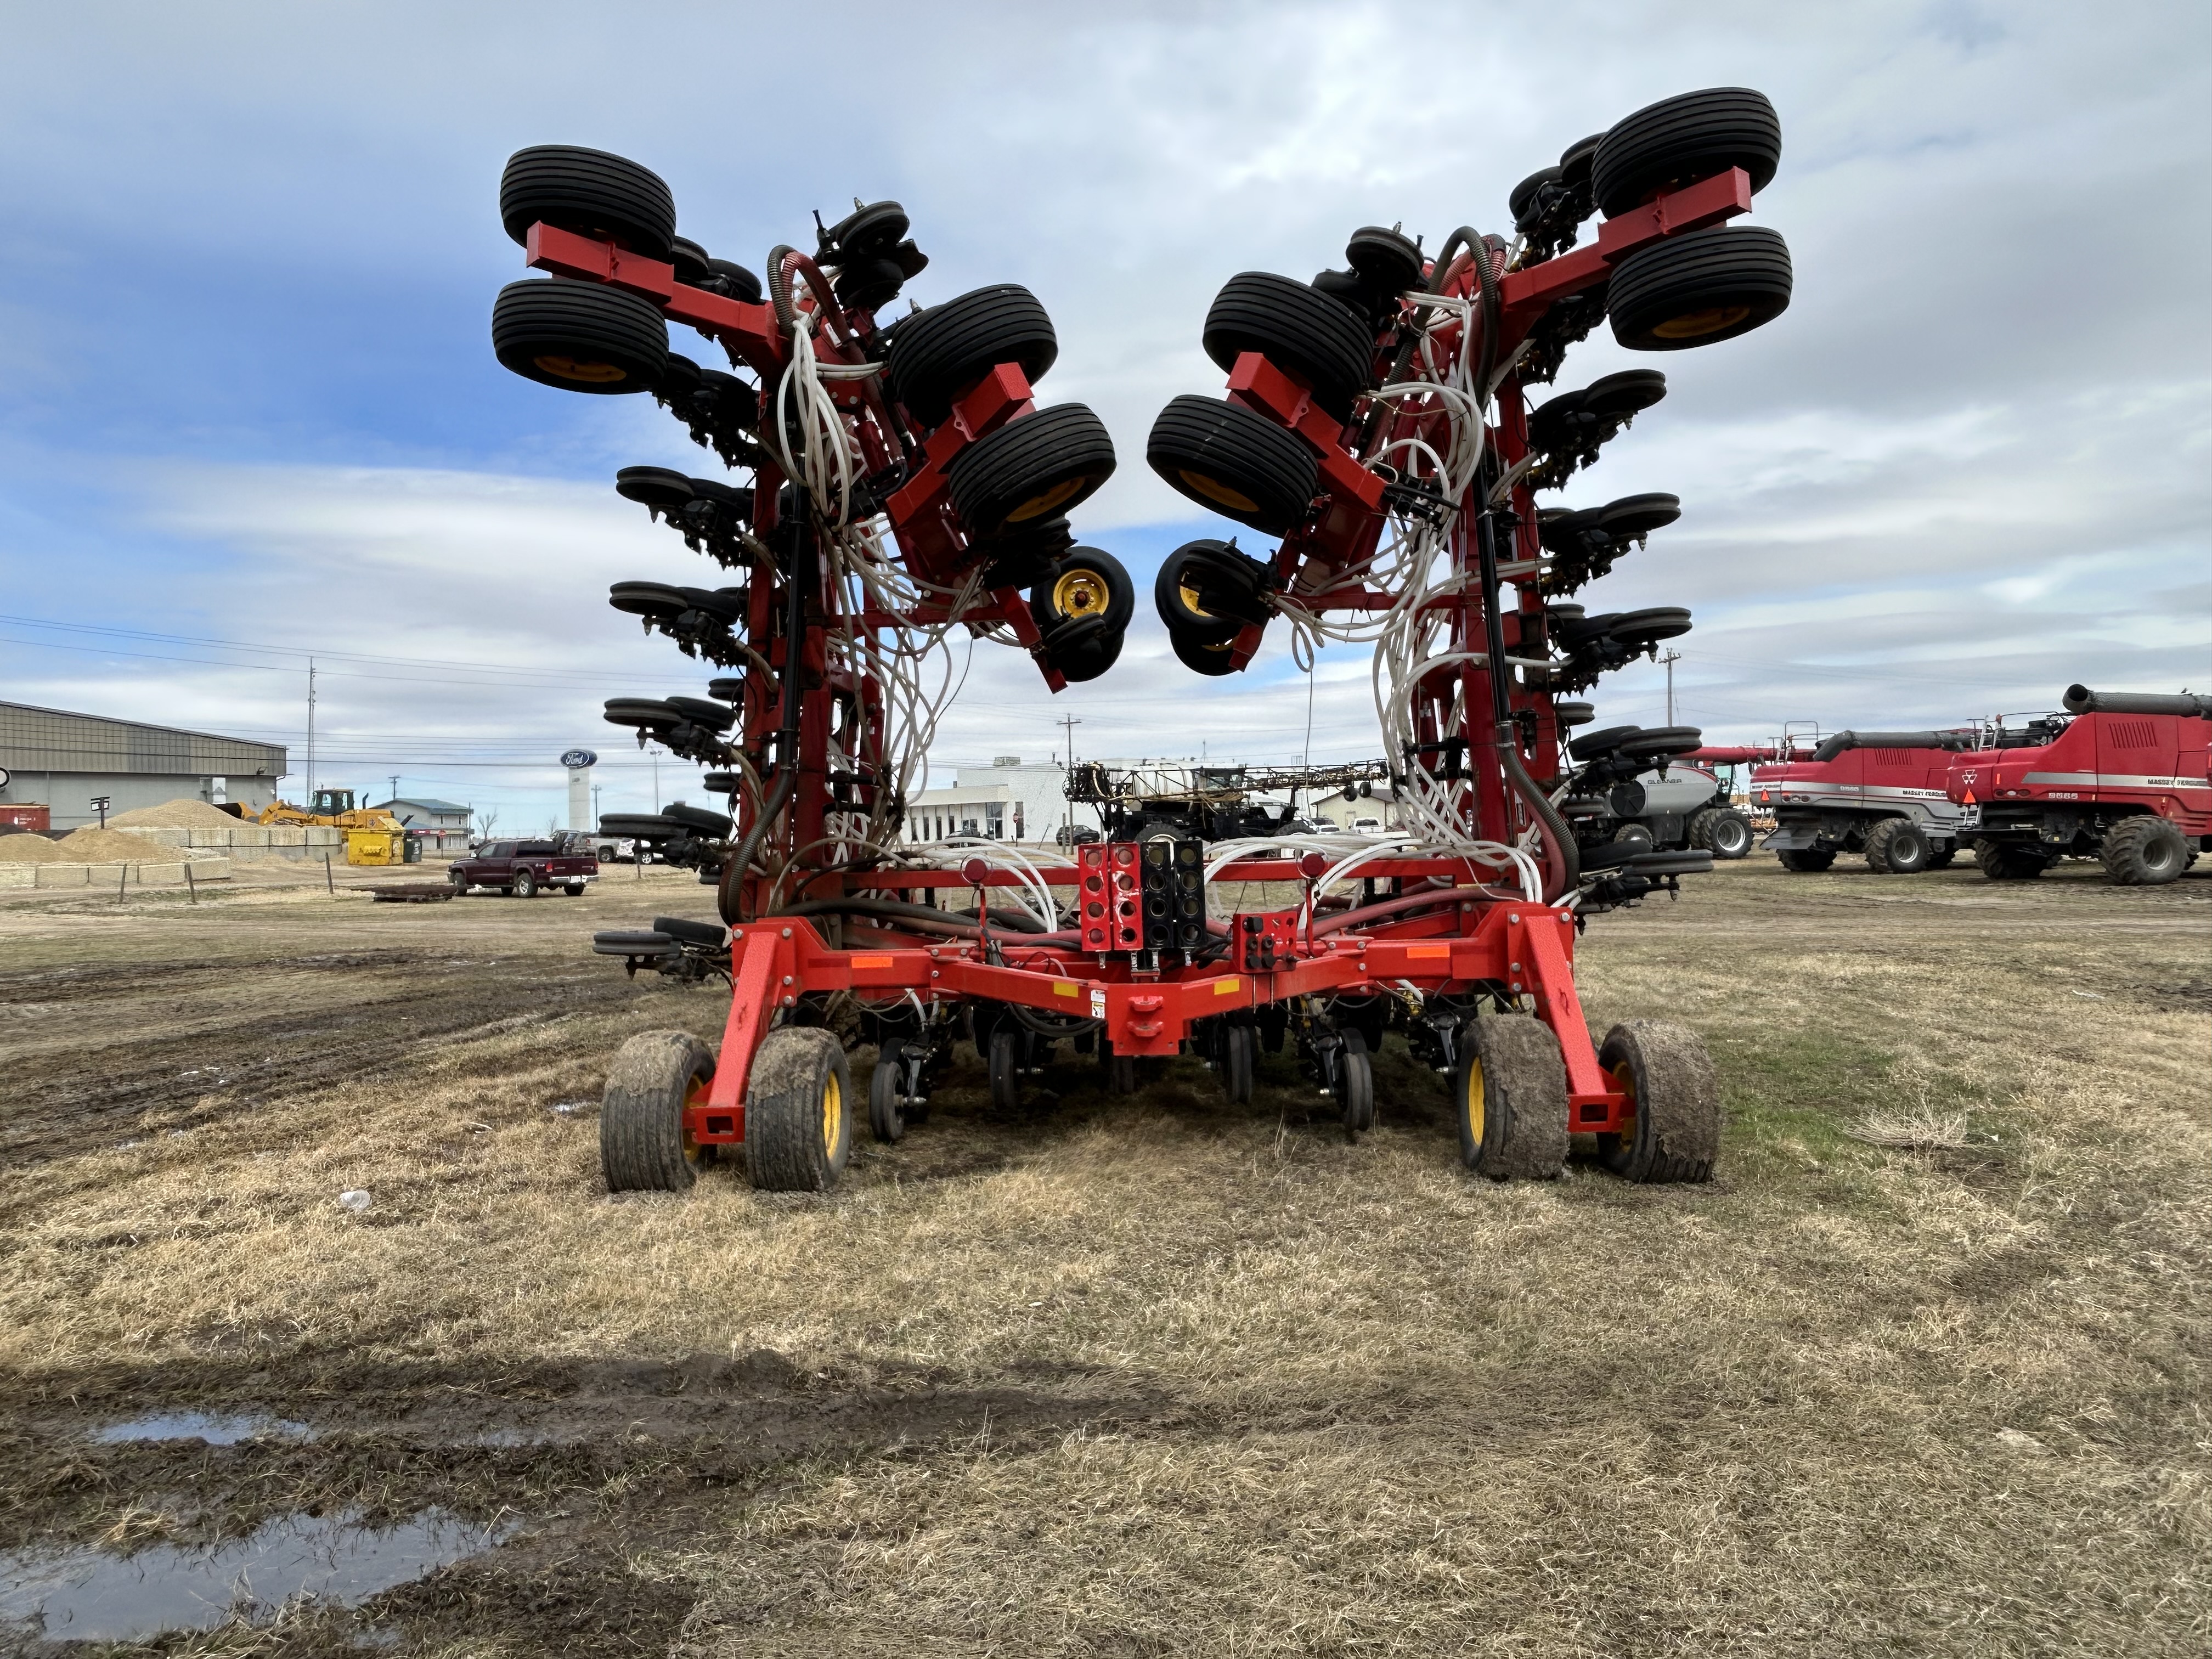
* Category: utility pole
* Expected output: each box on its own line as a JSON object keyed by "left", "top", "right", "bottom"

{"left": 651, "top": 747, "right": 661, "bottom": 811}
{"left": 1660, "top": 648, "right": 1682, "bottom": 726}
{"left": 306, "top": 658, "right": 317, "bottom": 800}
{"left": 388, "top": 774, "right": 399, "bottom": 806}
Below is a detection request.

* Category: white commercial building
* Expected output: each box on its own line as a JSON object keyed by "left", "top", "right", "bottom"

{"left": 908, "top": 755, "right": 1094, "bottom": 845}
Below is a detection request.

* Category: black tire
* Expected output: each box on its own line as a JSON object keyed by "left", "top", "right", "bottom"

{"left": 1598, "top": 1020, "right": 1719, "bottom": 1183}
{"left": 1103, "top": 1046, "right": 1138, "bottom": 1096}
{"left": 1455, "top": 1014, "right": 1568, "bottom": 1181}
{"left": 1031, "top": 547, "right": 1134, "bottom": 635}
{"left": 601, "top": 1029, "right": 713, "bottom": 1193}
{"left": 989, "top": 1026, "right": 1025, "bottom": 1111}
{"left": 499, "top": 145, "right": 676, "bottom": 259}
{"left": 1147, "top": 396, "right": 1319, "bottom": 535}
{"left": 1202, "top": 272, "right": 1377, "bottom": 419}
{"left": 561, "top": 884, "right": 585, "bottom": 896}
{"left": 1977, "top": 841, "right": 2047, "bottom": 881}
{"left": 1154, "top": 543, "right": 1248, "bottom": 646}
{"left": 1705, "top": 809, "right": 1753, "bottom": 860}
{"left": 886, "top": 284, "right": 1058, "bottom": 428}
{"left": 744, "top": 1026, "right": 851, "bottom": 1192}
{"left": 2099, "top": 816, "right": 2190, "bottom": 887}
{"left": 1221, "top": 1024, "right": 1254, "bottom": 1105}
{"left": 1864, "top": 817, "right": 1931, "bottom": 874}
{"left": 1607, "top": 225, "right": 1791, "bottom": 352}
{"left": 869, "top": 1039, "right": 909, "bottom": 1143}
{"left": 1612, "top": 823, "right": 1655, "bottom": 850}
{"left": 945, "top": 404, "right": 1116, "bottom": 538}
{"left": 1925, "top": 840, "right": 1957, "bottom": 871}
{"left": 1568, "top": 724, "right": 1641, "bottom": 762}
{"left": 493, "top": 278, "right": 668, "bottom": 394}
{"left": 1042, "top": 624, "right": 1125, "bottom": 685}
{"left": 1776, "top": 848, "right": 1835, "bottom": 872}
{"left": 663, "top": 802, "right": 733, "bottom": 836}
{"left": 511, "top": 868, "right": 538, "bottom": 898}
{"left": 448, "top": 868, "right": 469, "bottom": 894}
{"left": 1592, "top": 87, "right": 1782, "bottom": 219}
{"left": 1170, "top": 629, "right": 1239, "bottom": 677}
{"left": 1336, "top": 1029, "right": 1375, "bottom": 1138}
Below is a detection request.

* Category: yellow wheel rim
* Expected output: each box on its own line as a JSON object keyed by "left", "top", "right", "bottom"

{"left": 1176, "top": 580, "right": 1217, "bottom": 623}
{"left": 532, "top": 352, "right": 629, "bottom": 383}
{"left": 1609, "top": 1062, "right": 1638, "bottom": 1142}
{"left": 821, "top": 1070, "right": 843, "bottom": 1156}
{"left": 1051, "top": 568, "right": 1110, "bottom": 619}
{"left": 1464, "top": 1056, "right": 1486, "bottom": 1147}
{"left": 680, "top": 1075, "right": 708, "bottom": 1164}
{"left": 1178, "top": 470, "right": 1260, "bottom": 513}
{"left": 1651, "top": 303, "right": 1751, "bottom": 341}
{"left": 1009, "top": 476, "right": 1091, "bottom": 522}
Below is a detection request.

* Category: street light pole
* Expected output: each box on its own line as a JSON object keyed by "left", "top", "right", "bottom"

{"left": 1057, "top": 713, "right": 1081, "bottom": 838}
{"left": 1661, "top": 649, "right": 1682, "bottom": 726}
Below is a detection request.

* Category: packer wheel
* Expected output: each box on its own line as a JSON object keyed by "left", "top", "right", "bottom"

{"left": 601, "top": 1030, "right": 714, "bottom": 1193}
{"left": 989, "top": 1025, "right": 1026, "bottom": 1111}
{"left": 1455, "top": 1014, "right": 1568, "bottom": 1181}
{"left": 1221, "top": 1024, "right": 1255, "bottom": 1105}
{"left": 1597, "top": 1020, "right": 1719, "bottom": 1183}
{"left": 869, "top": 1038, "right": 910, "bottom": 1143}
{"left": 744, "top": 1026, "right": 851, "bottom": 1192}
{"left": 1336, "top": 1029, "right": 1375, "bottom": 1138}
{"left": 492, "top": 278, "right": 669, "bottom": 395}
{"left": 1146, "top": 396, "right": 1319, "bottom": 535}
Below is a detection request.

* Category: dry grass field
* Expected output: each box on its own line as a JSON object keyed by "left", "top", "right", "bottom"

{"left": 1, "top": 856, "right": 2207, "bottom": 1656}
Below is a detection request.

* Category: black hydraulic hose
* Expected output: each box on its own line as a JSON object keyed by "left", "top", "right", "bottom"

{"left": 1811, "top": 730, "right": 1971, "bottom": 763}
{"left": 770, "top": 896, "right": 1082, "bottom": 948}
{"left": 1500, "top": 727, "right": 1578, "bottom": 902}
{"left": 765, "top": 245, "right": 799, "bottom": 334}
{"left": 718, "top": 770, "right": 793, "bottom": 926}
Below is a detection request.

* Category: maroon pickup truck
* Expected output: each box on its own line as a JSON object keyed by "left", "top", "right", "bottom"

{"left": 448, "top": 838, "right": 598, "bottom": 898}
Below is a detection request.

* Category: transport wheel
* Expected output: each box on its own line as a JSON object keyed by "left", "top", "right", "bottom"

{"left": 1221, "top": 1024, "right": 1255, "bottom": 1105}
{"left": 1775, "top": 848, "right": 1835, "bottom": 872}
{"left": 1102, "top": 1043, "right": 1138, "bottom": 1095}
{"left": 1705, "top": 809, "right": 1753, "bottom": 860}
{"left": 1154, "top": 551, "right": 1241, "bottom": 646}
{"left": 1597, "top": 1020, "right": 1719, "bottom": 1183}
{"left": 945, "top": 403, "right": 1116, "bottom": 539}
{"left": 1202, "top": 272, "right": 1378, "bottom": 419}
{"left": 1041, "top": 623, "right": 1125, "bottom": 684}
{"left": 885, "top": 284, "right": 1058, "bottom": 428}
{"left": 1170, "top": 628, "right": 1240, "bottom": 677}
{"left": 869, "top": 1039, "right": 910, "bottom": 1143}
{"left": 1591, "top": 87, "right": 1782, "bottom": 219}
{"left": 601, "top": 1029, "right": 714, "bottom": 1193}
{"left": 1606, "top": 225, "right": 1792, "bottom": 352}
{"left": 1155, "top": 539, "right": 1271, "bottom": 641}
{"left": 1864, "top": 817, "right": 1931, "bottom": 874}
{"left": 989, "top": 1026, "right": 1026, "bottom": 1111}
{"left": 1146, "top": 396, "right": 1321, "bottom": 535}
{"left": 2098, "top": 816, "right": 2190, "bottom": 886}
{"left": 1455, "top": 1013, "right": 1568, "bottom": 1181}
{"left": 1336, "top": 1029, "right": 1375, "bottom": 1139}
{"left": 448, "top": 869, "right": 469, "bottom": 895}
{"left": 499, "top": 144, "right": 677, "bottom": 259}
{"left": 511, "top": 869, "right": 538, "bottom": 898}
{"left": 1031, "top": 546, "right": 1135, "bottom": 635}
{"left": 1976, "top": 841, "right": 2047, "bottom": 881}
{"left": 744, "top": 1026, "right": 852, "bottom": 1192}
{"left": 1612, "top": 823, "right": 1655, "bottom": 850}
{"left": 493, "top": 278, "right": 669, "bottom": 394}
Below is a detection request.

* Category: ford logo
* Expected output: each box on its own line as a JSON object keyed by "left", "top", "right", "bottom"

{"left": 560, "top": 748, "right": 599, "bottom": 770}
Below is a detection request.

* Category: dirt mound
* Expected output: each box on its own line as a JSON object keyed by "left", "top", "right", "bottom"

{"left": 0, "top": 835, "right": 70, "bottom": 863}
{"left": 105, "top": 798, "right": 243, "bottom": 829}
{"left": 58, "top": 827, "right": 189, "bottom": 863}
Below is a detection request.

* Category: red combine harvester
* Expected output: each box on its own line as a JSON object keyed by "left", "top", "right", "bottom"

{"left": 495, "top": 87, "right": 1794, "bottom": 1193}
{"left": 1949, "top": 686, "right": 2210, "bottom": 884}
{"left": 1726, "top": 731, "right": 1976, "bottom": 873}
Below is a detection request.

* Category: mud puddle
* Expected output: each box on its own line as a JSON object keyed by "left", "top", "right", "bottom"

{"left": 0, "top": 1508, "right": 513, "bottom": 1645}
{"left": 92, "top": 1411, "right": 315, "bottom": 1446}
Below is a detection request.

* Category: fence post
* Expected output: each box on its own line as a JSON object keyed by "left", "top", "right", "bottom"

{"left": 185, "top": 863, "right": 198, "bottom": 905}
{"left": 324, "top": 853, "right": 334, "bottom": 894}
{"left": 118, "top": 865, "right": 128, "bottom": 903}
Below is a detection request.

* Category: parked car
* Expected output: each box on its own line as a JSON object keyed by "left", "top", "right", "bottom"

{"left": 448, "top": 838, "right": 597, "bottom": 897}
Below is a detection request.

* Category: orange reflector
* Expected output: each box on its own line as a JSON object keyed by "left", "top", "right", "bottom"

{"left": 851, "top": 955, "right": 893, "bottom": 968}
{"left": 1407, "top": 945, "right": 1450, "bottom": 960}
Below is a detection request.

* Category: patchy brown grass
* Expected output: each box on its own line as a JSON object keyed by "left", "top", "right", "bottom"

{"left": 0, "top": 857, "right": 2206, "bottom": 1655}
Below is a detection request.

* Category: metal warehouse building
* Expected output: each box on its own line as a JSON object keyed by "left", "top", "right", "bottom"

{"left": 0, "top": 701, "right": 287, "bottom": 830}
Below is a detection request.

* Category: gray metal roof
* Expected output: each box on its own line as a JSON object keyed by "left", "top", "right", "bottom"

{"left": 375, "top": 797, "right": 472, "bottom": 814}
{"left": 0, "top": 700, "right": 286, "bottom": 777}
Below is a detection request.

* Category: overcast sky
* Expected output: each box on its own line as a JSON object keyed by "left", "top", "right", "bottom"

{"left": 1, "top": 2, "right": 2204, "bottom": 827}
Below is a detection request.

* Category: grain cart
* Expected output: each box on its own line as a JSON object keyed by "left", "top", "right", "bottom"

{"left": 528, "top": 87, "right": 1793, "bottom": 1193}
{"left": 1949, "top": 686, "right": 2210, "bottom": 883}
{"left": 1560, "top": 729, "right": 1753, "bottom": 858}
{"left": 1744, "top": 731, "right": 1977, "bottom": 873}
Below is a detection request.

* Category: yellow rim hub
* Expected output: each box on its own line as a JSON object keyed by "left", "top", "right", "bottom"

{"left": 1052, "top": 568, "right": 1110, "bottom": 619}
{"left": 1464, "top": 1056, "right": 1487, "bottom": 1147}
{"left": 1177, "top": 580, "right": 1217, "bottom": 622}
{"left": 1652, "top": 303, "right": 1751, "bottom": 340}
{"left": 1011, "top": 476, "right": 1090, "bottom": 522}
{"left": 821, "top": 1071, "right": 843, "bottom": 1156}
{"left": 680, "top": 1076, "right": 708, "bottom": 1163}
{"left": 533, "top": 353, "right": 628, "bottom": 383}
{"left": 1608, "top": 1062, "right": 1638, "bottom": 1142}
{"left": 1178, "top": 470, "right": 1260, "bottom": 512}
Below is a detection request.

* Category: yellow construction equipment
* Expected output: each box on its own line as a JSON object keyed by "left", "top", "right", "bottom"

{"left": 257, "top": 789, "right": 416, "bottom": 866}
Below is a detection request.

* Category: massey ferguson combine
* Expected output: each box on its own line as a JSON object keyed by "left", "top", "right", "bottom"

{"left": 1950, "top": 686, "right": 2210, "bottom": 884}
{"left": 1736, "top": 731, "right": 1976, "bottom": 873}
{"left": 491, "top": 84, "right": 1795, "bottom": 1195}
